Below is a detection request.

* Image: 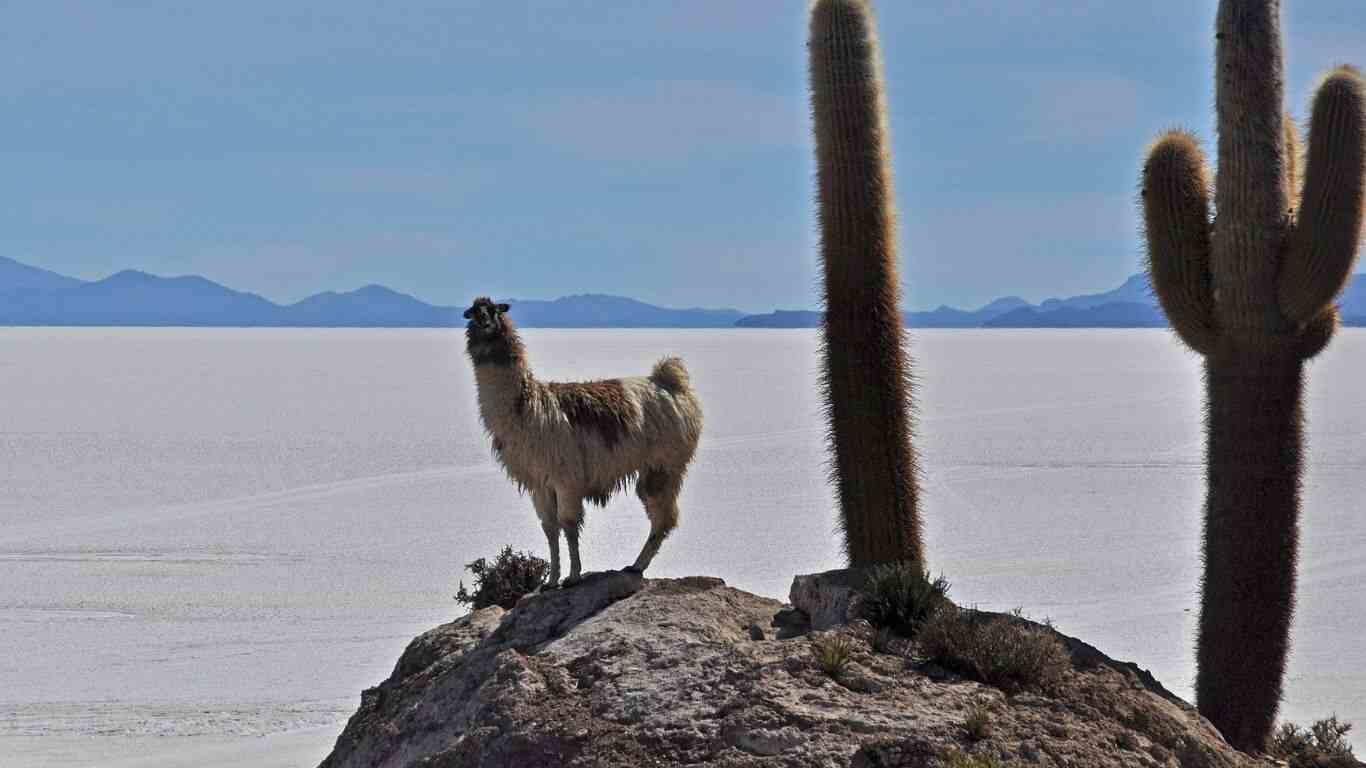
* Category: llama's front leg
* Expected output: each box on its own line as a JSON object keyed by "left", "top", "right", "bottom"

{"left": 556, "top": 493, "right": 585, "bottom": 586}
{"left": 541, "top": 521, "right": 561, "bottom": 590}
{"left": 532, "top": 487, "right": 561, "bottom": 589}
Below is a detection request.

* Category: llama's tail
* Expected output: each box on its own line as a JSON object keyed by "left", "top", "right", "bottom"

{"left": 649, "top": 356, "right": 691, "bottom": 395}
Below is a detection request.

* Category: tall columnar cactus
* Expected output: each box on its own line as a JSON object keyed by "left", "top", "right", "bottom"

{"left": 808, "top": 0, "right": 923, "bottom": 567}
{"left": 1140, "top": 0, "right": 1365, "bottom": 752}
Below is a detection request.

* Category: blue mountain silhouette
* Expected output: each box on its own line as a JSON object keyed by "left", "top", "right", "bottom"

{"left": 0, "top": 257, "right": 743, "bottom": 327}
{"left": 737, "top": 271, "right": 1366, "bottom": 328}
{"left": 6, "top": 257, "right": 1366, "bottom": 328}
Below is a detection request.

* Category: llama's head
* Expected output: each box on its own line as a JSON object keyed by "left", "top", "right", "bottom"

{"left": 464, "top": 297, "right": 522, "bottom": 366}
{"left": 464, "top": 297, "right": 510, "bottom": 337}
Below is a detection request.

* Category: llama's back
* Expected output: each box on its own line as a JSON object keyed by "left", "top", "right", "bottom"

{"left": 647, "top": 358, "right": 700, "bottom": 426}
{"left": 630, "top": 357, "right": 702, "bottom": 467}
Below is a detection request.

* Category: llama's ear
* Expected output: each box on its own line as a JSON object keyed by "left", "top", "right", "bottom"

{"left": 462, "top": 308, "right": 474, "bottom": 319}
{"left": 496, "top": 303, "right": 510, "bottom": 314}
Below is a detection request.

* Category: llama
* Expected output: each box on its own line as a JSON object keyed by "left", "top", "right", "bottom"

{"left": 462, "top": 297, "right": 703, "bottom": 587}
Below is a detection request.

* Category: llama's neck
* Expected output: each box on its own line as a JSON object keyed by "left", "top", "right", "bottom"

{"left": 468, "top": 327, "right": 535, "bottom": 435}
{"left": 473, "top": 360, "right": 533, "bottom": 427}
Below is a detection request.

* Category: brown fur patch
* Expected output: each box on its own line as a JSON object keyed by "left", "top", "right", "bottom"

{"left": 635, "top": 468, "right": 672, "bottom": 500}
{"left": 549, "top": 380, "right": 637, "bottom": 448}
{"left": 584, "top": 486, "right": 615, "bottom": 508}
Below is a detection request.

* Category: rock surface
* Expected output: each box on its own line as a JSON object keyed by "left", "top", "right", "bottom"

{"left": 790, "top": 567, "right": 869, "bottom": 632}
{"left": 321, "top": 572, "right": 1290, "bottom": 768}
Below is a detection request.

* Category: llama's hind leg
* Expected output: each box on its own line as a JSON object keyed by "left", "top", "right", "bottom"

{"left": 556, "top": 492, "right": 586, "bottom": 586}
{"left": 533, "top": 487, "right": 561, "bottom": 589}
{"left": 627, "top": 469, "right": 682, "bottom": 573}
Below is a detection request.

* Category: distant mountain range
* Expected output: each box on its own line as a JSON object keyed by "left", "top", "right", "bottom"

{"left": 6, "top": 256, "right": 1366, "bottom": 328}
{"left": 740, "top": 272, "right": 1366, "bottom": 328}
{"left": 0, "top": 257, "right": 744, "bottom": 328}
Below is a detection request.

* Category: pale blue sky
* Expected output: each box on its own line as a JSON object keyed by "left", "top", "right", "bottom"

{"left": 3, "top": 2, "right": 1364, "bottom": 312}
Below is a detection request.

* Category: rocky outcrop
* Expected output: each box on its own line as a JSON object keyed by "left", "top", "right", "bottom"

{"left": 790, "top": 568, "right": 869, "bottom": 632}
{"left": 320, "top": 571, "right": 1287, "bottom": 768}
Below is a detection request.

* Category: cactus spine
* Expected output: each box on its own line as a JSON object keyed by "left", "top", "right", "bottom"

{"left": 1140, "top": 0, "right": 1365, "bottom": 752}
{"left": 808, "top": 0, "right": 923, "bottom": 567}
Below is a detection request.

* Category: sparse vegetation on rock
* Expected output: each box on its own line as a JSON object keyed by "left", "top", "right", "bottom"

{"left": 945, "top": 752, "right": 1004, "bottom": 768}
{"left": 860, "top": 560, "right": 951, "bottom": 637}
{"left": 1270, "top": 716, "right": 1357, "bottom": 767}
{"left": 918, "top": 606, "right": 1070, "bottom": 695}
{"left": 454, "top": 545, "right": 549, "bottom": 610}
{"left": 811, "top": 633, "right": 856, "bottom": 678}
{"left": 963, "top": 701, "right": 993, "bottom": 743}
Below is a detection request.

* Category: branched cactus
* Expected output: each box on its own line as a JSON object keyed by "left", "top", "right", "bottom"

{"left": 808, "top": 0, "right": 923, "bottom": 567}
{"left": 1140, "top": 0, "right": 1365, "bottom": 752}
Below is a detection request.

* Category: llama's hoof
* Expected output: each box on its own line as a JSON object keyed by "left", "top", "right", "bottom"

{"left": 538, "top": 581, "right": 560, "bottom": 592}
{"left": 621, "top": 565, "right": 645, "bottom": 574}
{"left": 561, "top": 574, "right": 583, "bottom": 588}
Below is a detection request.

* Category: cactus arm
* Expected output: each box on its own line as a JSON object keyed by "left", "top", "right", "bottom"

{"left": 1212, "top": 0, "right": 1288, "bottom": 336}
{"left": 1280, "top": 67, "right": 1366, "bottom": 325}
{"left": 1297, "top": 307, "right": 1338, "bottom": 360}
{"left": 1141, "top": 131, "right": 1218, "bottom": 355}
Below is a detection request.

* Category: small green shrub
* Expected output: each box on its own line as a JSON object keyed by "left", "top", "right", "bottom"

{"left": 963, "top": 702, "right": 993, "bottom": 742}
{"left": 919, "top": 606, "right": 1070, "bottom": 695}
{"left": 1272, "top": 723, "right": 1316, "bottom": 755}
{"left": 811, "top": 633, "right": 855, "bottom": 678}
{"left": 1309, "top": 717, "right": 1354, "bottom": 755}
{"left": 945, "top": 751, "right": 1004, "bottom": 768}
{"left": 1270, "top": 716, "right": 1355, "bottom": 766}
{"left": 860, "top": 560, "right": 951, "bottom": 637}
{"left": 454, "top": 545, "right": 549, "bottom": 610}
